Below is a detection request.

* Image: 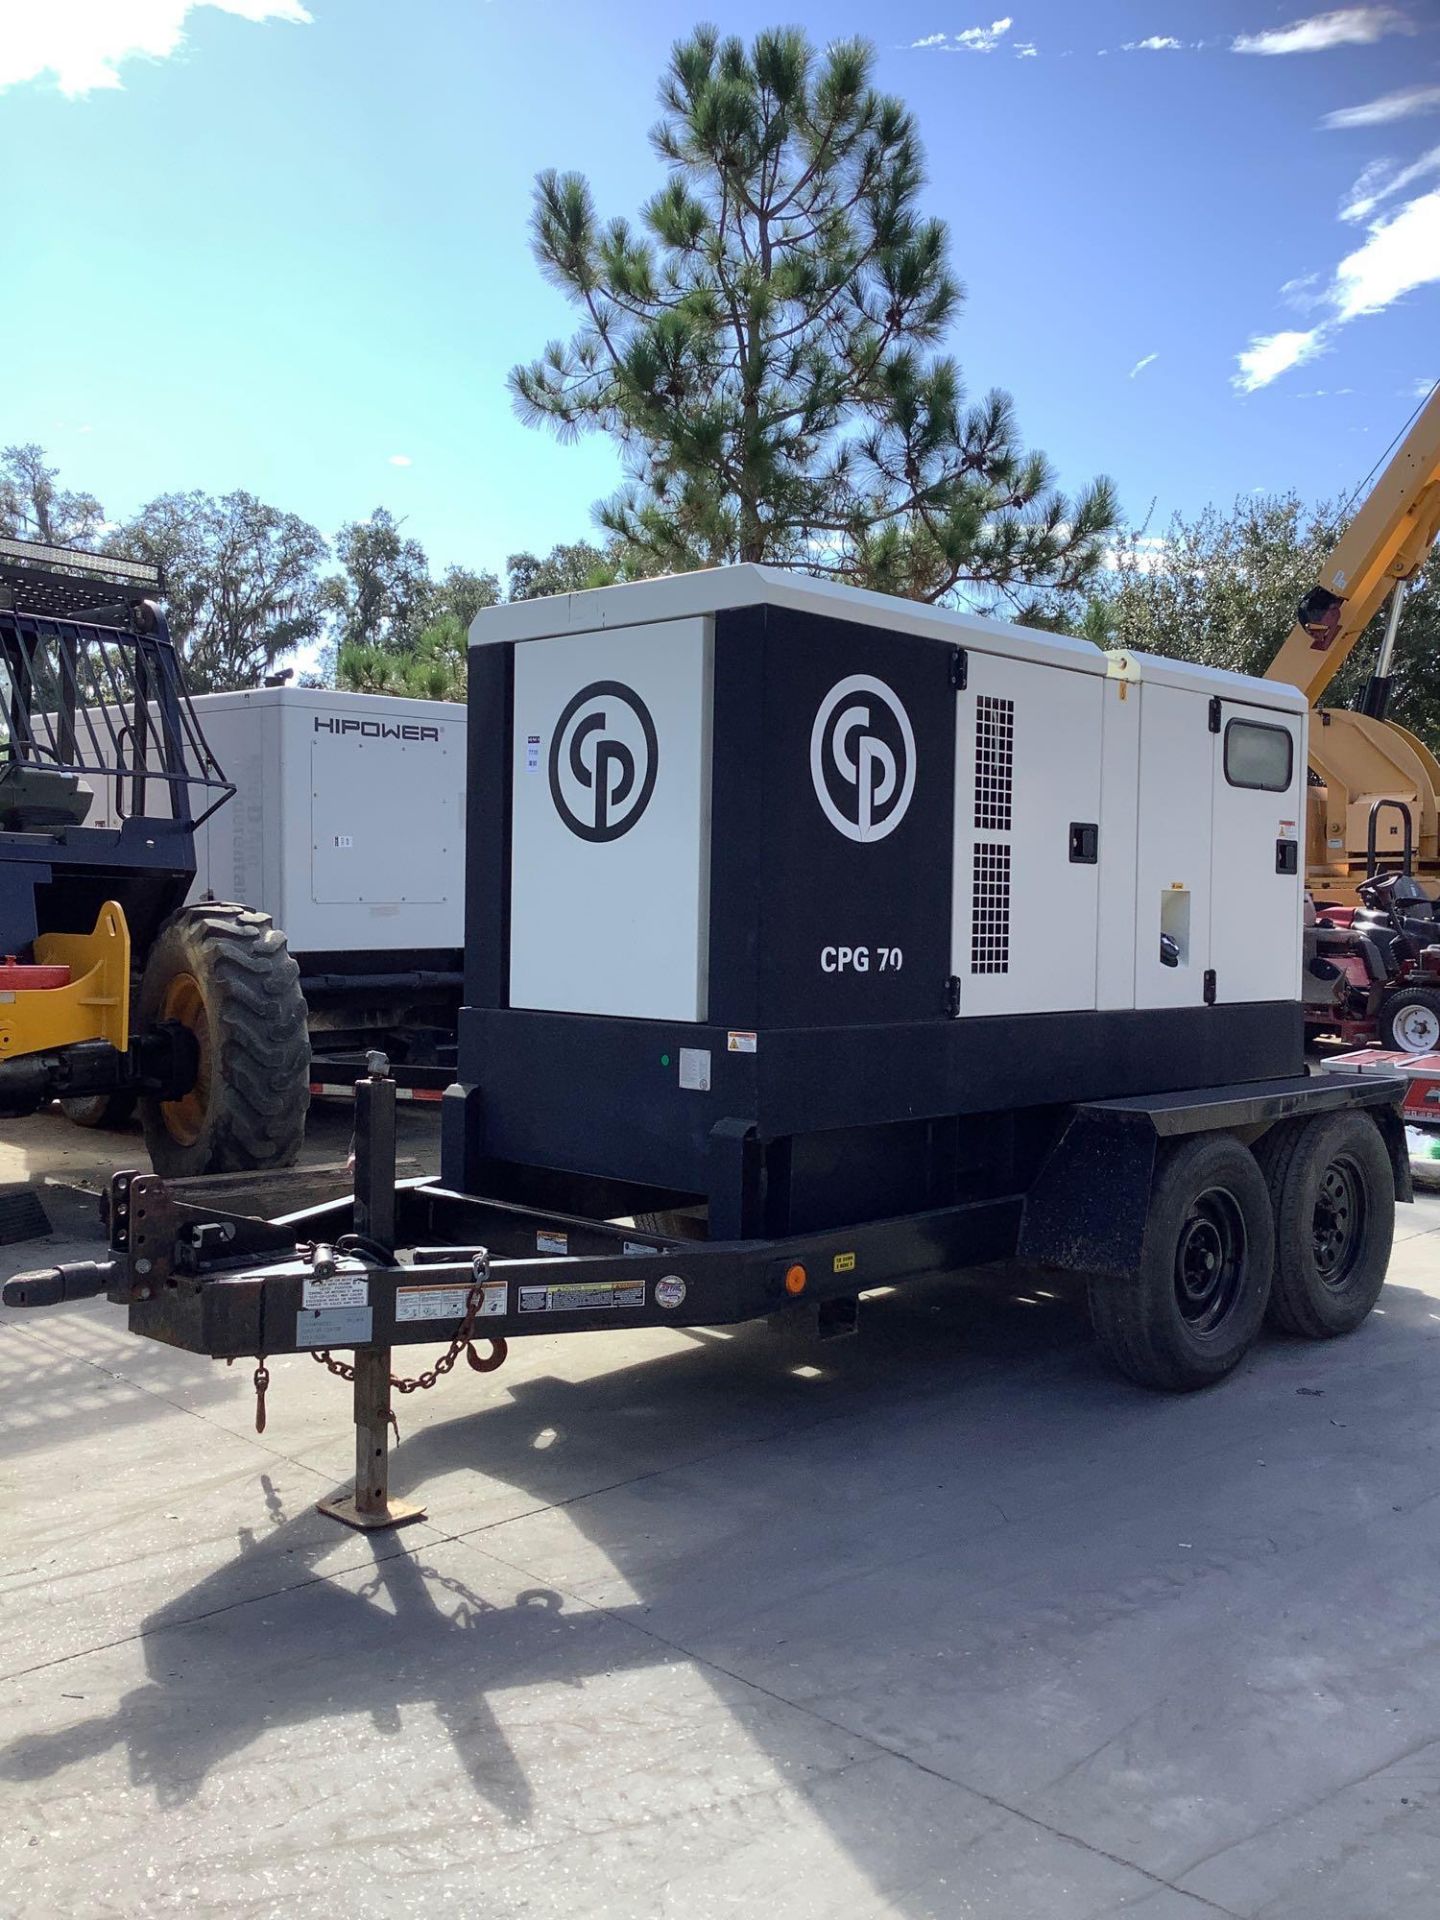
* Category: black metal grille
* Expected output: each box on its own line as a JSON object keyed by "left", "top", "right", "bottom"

{"left": 974, "top": 696, "right": 1014, "bottom": 831}
{"left": 0, "top": 610, "right": 232, "bottom": 829}
{"left": 971, "top": 842, "right": 1011, "bottom": 974}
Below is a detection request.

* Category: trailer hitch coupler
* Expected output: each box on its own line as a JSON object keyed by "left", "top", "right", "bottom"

{"left": 2, "top": 1260, "right": 117, "bottom": 1308}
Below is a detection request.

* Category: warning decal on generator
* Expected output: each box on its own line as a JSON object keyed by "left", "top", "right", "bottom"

{"left": 518, "top": 1279, "right": 646, "bottom": 1313}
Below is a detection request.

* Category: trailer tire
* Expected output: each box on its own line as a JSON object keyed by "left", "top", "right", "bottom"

{"left": 60, "top": 1091, "right": 138, "bottom": 1130}
{"left": 1379, "top": 987, "right": 1440, "bottom": 1055}
{"left": 1088, "top": 1133, "right": 1274, "bottom": 1392}
{"left": 1253, "top": 1112, "right": 1394, "bottom": 1339}
{"left": 137, "top": 907, "right": 310, "bottom": 1179}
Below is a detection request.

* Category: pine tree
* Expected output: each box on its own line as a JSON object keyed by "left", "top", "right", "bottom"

{"left": 511, "top": 25, "right": 1115, "bottom": 608}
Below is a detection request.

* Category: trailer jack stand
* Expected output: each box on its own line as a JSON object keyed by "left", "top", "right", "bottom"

{"left": 317, "top": 1347, "right": 427, "bottom": 1532}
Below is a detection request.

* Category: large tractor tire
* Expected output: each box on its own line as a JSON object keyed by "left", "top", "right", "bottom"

{"left": 136, "top": 906, "right": 310, "bottom": 1179}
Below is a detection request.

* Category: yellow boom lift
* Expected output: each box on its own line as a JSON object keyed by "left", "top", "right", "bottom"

{"left": 1264, "top": 384, "right": 1440, "bottom": 896}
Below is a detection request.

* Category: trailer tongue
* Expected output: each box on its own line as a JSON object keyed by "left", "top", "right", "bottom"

{"left": 1, "top": 567, "right": 1413, "bottom": 1528}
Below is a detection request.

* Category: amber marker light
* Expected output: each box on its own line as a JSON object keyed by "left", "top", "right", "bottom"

{"left": 784, "top": 1263, "right": 808, "bottom": 1296}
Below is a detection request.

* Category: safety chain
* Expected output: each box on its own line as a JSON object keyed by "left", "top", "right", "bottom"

{"left": 240, "top": 1256, "right": 508, "bottom": 1436}
{"left": 308, "top": 1269, "right": 509, "bottom": 1397}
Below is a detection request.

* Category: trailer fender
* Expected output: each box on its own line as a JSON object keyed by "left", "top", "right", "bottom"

{"left": 1017, "top": 1111, "right": 1158, "bottom": 1280}
{"left": 1368, "top": 1099, "right": 1414, "bottom": 1204}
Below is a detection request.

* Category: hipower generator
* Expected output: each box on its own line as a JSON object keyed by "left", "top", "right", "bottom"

{"left": 5, "top": 568, "right": 1410, "bottom": 1530}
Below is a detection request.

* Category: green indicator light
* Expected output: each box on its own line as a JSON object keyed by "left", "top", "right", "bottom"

{"left": 660, "top": 1053, "right": 671, "bottom": 1067}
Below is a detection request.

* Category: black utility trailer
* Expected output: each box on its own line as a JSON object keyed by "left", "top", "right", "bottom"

{"left": 0, "top": 568, "right": 1415, "bottom": 1528}
{"left": 3, "top": 1054, "right": 1409, "bottom": 1528}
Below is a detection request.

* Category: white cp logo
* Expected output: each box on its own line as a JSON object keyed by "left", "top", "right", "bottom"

{"left": 809, "top": 674, "right": 916, "bottom": 843}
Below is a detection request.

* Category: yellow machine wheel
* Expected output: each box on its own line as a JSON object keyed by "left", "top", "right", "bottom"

{"left": 136, "top": 906, "right": 310, "bottom": 1179}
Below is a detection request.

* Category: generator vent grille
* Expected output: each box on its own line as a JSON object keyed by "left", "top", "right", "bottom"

{"left": 974, "top": 697, "right": 1014, "bottom": 831}
{"left": 971, "top": 842, "right": 1011, "bottom": 974}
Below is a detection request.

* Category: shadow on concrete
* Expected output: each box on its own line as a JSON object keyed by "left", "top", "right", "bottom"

{"left": 4, "top": 1267, "right": 1439, "bottom": 1910}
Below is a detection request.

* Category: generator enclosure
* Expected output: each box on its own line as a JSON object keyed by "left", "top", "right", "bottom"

{"left": 86, "top": 687, "right": 466, "bottom": 963}
{"left": 443, "top": 568, "right": 1308, "bottom": 1234}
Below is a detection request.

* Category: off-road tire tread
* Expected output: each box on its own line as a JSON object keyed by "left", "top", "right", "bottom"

{"left": 137, "top": 905, "right": 310, "bottom": 1177}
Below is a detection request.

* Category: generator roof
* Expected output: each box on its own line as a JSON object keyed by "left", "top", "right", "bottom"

{"left": 470, "top": 564, "right": 1306, "bottom": 710}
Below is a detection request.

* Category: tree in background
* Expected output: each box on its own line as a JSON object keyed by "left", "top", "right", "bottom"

{"left": 1102, "top": 493, "right": 1440, "bottom": 749}
{"left": 114, "top": 490, "right": 329, "bottom": 693}
{"left": 511, "top": 25, "right": 1115, "bottom": 609}
{"left": 506, "top": 539, "right": 610, "bottom": 601}
{"left": 0, "top": 443, "right": 104, "bottom": 548}
{"left": 322, "top": 508, "right": 435, "bottom": 655}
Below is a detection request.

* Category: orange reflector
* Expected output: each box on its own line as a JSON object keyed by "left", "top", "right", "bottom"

{"left": 784, "top": 1263, "right": 808, "bottom": 1296}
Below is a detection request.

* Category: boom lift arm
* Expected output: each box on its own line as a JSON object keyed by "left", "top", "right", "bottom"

{"left": 1265, "top": 385, "right": 1440, "bottom": 708}
{"left": 1262, "top": 386, "right": 1440, "bottom": 887}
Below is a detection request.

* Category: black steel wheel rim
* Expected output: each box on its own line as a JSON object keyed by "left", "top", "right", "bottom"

{"left": 1174, "top": 1186, "right": 1247, "bottom": 1335}
{"left": 1313, "top": 1154, "right": 1365, "bottom": 1289}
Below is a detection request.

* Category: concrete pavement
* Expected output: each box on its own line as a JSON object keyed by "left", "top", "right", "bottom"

{"left": 3, "top": 1106, "right": 1440, "bottom": 1918}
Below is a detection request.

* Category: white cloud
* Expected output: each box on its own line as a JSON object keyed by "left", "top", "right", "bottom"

{"left": 1412, "top": 375, "right": 1438, "bottom": 400}
{"left": 387, "top": 454, "right": 413, "bottom": 468}
{"left": 1233, "top": 6, "right": 1412, "bottom": 55}
{"left": 908, "top": 18, "right": 1013, "bottom": 53}
{"left": 1123, "top": 36, "right": 1185, "bottom": 51}
{"left": 1322, "top": 84, "right": 1440, "bottom": 129}
{"left": 1014, "top": 42, "right": 1038, "bottom": 57}
{"left": 1340, "top": 145, "right": 1440, "bottom": 220}
{"left": 1331, "top": 187, "right": 1440, "bottom": 318}
{"left": 1234, "top": 328, "right": 1326, "bottom": 392}
{"left": 0, "top": 0, "right": 312, "bottom": 98}
{"left": 1128, "top": 352, "right": 1160, "bottom": 378}
{"left": 1233, "top": 186, "right": 1440, "bottom": 389}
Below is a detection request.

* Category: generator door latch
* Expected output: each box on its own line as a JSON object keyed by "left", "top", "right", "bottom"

{"left": 943, "top": 974, "right": 962, "bottom": 1018}
{"left": 949, "top": 647, "right": 969, "bottom": 691}
{"left": 1203, "top": 968, "right": 1218, "bottom": 1005}
{"left": 1275, "top": 839, "right": 1299, "bottom": 875}
{"left": 1068, "top": 822, "right": 1099, "bottom": 864}
{"left": 1208, "top": 696, "right": 1222, "bottom": 734}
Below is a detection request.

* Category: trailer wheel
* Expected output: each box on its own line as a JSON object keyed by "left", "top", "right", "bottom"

{"left": 136, "top": 907, "right": 310, "bottom": 1179}
{"left": 1253, "top": 1112, "right": 1394, "bottom": 1339}
{"left": 60, "top": 1090, "right": 138, "bottom": 1131}
{"left": 1088, "top": 1133, "right": 1274, "bottom": 1392}
{"left": 1379, "top": 987, "right": 1440, "bottom": 1054}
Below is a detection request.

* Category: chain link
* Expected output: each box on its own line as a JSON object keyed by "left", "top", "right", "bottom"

{"left": 308, "top": 1275, "right": 508, "bottom": 1395}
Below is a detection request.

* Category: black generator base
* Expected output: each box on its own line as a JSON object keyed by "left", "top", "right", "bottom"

{"left": 442, "top": 1000, "right": 1305, "bottom": 1238}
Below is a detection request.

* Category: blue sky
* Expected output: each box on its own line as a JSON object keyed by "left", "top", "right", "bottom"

{"left": 3, "top": 0, "right": 1438, "bottom": 606}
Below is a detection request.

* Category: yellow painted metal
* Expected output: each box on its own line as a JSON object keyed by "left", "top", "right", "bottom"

{"left": 0, "top": 901, "right": 131, "bottom": 1062}
{"left": 1266, "top": 386, "right": 1440, "bottom": 705}
{"left": 1259, "top": 387, "right": 1440, "bottom": 888}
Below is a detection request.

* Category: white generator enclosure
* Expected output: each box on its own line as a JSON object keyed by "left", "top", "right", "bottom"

{"left": 87, "top": 688, "right": 466, "bottom": 960}
{"left": 446, "top": 567, "right": 1307, "bottom": 1217}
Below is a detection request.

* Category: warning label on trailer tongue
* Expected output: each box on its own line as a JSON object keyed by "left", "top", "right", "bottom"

{"left": 518, "top": 1279, "right": 646, "bottom": 1313}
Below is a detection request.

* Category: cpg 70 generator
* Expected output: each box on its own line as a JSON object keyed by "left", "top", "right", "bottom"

{"left": 4, "top": 567, "right": 1409, "bottom": 1530}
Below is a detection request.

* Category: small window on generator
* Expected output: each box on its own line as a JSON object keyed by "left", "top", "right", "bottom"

{"left": 1224, "top": 719, "right": 1293, "bottom": 792}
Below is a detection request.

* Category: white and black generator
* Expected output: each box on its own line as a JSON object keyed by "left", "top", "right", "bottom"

{"left": 444, "top": 567, "right": 1311, "bottom": 1235}
{"left": 8, "top": 566, "right": 1412, "bottom": 1482}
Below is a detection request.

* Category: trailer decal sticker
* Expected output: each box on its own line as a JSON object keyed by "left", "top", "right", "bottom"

{"left": 302, "top": 1275, "right": 369, "bottom": 1311}
{"left": 727, "top": 1030, "right": 758, "bottom": 1053}
{"left": 526, "top": 734, "right": 541, "bottom": 772}
{"left": 518, "top": 1279, "right": 646, "bottom": 1313}
{"left": 833, "top": 1252, "right": 856, "bottom": 1273}
{"left": 296, "top": 1305, "right": 373, "bottom": 1347}
{"left": 810, "top": 674, "right": 916, "bottom": 844}
{"left": 536, "top": 1229, "right": 569, "bottom": 1255}
{"left": 396, "top": 1282, "right": 505, "bottom": 1322}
